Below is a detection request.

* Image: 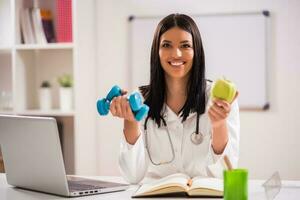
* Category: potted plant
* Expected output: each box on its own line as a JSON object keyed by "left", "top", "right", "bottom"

{"left": 39, "top": 81, "right": 52, "bottom": 110}
{"left": 58, "top": 74, "right": 73, "bottom": 111}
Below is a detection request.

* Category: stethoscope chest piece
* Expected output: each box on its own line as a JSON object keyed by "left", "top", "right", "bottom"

{"left": 190, "top": 132, "right": 204, "bottom": 145}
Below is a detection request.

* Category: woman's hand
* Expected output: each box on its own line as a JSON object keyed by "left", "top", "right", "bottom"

{"left": 110, "top": 89, "right": 140, "bottom": 144}
{"left": 208, "top": 99, "right": 230, "bottom": 128}
{"left": 208, "top": 92, "right": 239, "bottom": 128}
{"left": 208, "top": 92, "right": 238, "bottom": 154}
{"left": 110, "top": 90, "right": 136, "bottom": 122}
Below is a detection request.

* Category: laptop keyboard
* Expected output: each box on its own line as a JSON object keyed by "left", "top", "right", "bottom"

{"left": 67, "top": 176, "right": 129, "bottom": 194}
{"left": 68, "top": 180, "right": 105, "bottom": 191}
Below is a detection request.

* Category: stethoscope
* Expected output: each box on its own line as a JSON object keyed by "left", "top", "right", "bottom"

{"left": 143, "top": 113, "right": 203, "bottom": 166}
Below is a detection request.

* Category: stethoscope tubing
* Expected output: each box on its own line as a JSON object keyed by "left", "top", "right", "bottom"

{"left": 143, "top": 114, "right": 203, "bottom": 165}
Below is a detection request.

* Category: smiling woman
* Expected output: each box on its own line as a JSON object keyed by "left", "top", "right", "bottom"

{"left": 158, "top": 27, "right": 195, "bottom": 115}
{"left": 112, "top": 14, "right": 240, "bottom": 184}
{"left": 159, "top": 27, "right": 194, "bottom": 81}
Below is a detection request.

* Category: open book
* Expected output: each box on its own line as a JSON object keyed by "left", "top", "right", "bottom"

{"left": 132, "top": 173, "right": 223, "bottom": 198}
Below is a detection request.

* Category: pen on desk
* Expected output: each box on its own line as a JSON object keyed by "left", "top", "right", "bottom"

{"left": 224, "top": 155, "right": 233, "bottom": 170}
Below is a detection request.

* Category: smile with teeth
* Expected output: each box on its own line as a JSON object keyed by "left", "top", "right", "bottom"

{"left": 169, "top": 61, "right": 186, "bottom": 67}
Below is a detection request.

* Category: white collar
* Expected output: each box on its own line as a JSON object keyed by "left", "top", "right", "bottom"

{"left": 162, "top": 103, "right": 197, "bottom": 123}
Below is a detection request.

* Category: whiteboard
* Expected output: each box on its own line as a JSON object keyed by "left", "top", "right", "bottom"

{"left": 129, "top": 12, "right": 270, "bottom": 110}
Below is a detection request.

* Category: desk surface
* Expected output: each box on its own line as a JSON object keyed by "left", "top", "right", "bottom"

{"left": 0, "top": 173, "right": 299, "bottom": 200}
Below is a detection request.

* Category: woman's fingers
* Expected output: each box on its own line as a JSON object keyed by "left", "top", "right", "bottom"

{"left": 213, "top": 99, "right": 230, "bottom": 114}
{"left": 114, "top": 96, "right": 124, "bottom": 117}
{"left": 110, "top": 95, "right": 136, "bottom": 121}
{"left": 208, "top": 98, "right": 232, "bottom": 123}
{"left": 110, "top": 97, "right": 122, "bottom": 117}
{"left": 121, "top": 98, "right": 128, "bottom": 116}
{"left": 125, "top": 102, "right": 136, "bottom": 121}
{"left": 121, "top": 89, "right": 128, "bottom": 96}
{"left": 211, "top": 104, "right": 228, "bottom": 118}
{"left": 110, "top": 99, "right": 117, "bottom": 116}
{"left": 208, "top": 107, "right": 217, "bottom": 121}
{"left": 121, "top": 98, "right": 133, "bottom": 120}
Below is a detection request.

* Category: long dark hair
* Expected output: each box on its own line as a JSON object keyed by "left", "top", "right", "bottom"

{"left": 140, "top": 13, "right": 207, "bottom": 127}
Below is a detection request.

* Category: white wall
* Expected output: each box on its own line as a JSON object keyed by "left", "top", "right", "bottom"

{"left": 74, "top": 0, "right": 98, "bottom": 175}
{"left": 94, "top": 0, "right": 300, "bottom": 180}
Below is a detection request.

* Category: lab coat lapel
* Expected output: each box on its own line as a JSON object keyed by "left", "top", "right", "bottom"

{"left": 163, "top": 104, "right": 180, "bottom": 123}
{"left": 163, "top": 104, "right": 197, "bottom": 122}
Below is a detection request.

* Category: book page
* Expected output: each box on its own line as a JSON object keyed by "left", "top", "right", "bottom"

{"left": 134, "top": 173, "right": 190, "bottom": 196}
{"left": 190, "top": 176, "right": 223, "bottom": 192}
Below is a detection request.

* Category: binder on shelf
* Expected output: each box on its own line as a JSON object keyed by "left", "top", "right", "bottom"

{"left": 56, "top": 0, "right": 73, "bottom": 43}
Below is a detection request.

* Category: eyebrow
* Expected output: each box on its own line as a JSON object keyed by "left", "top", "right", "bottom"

{"left": 180, "top": 40, "right": 192, "bottom": 43}
{"left": 161, "top": 40, "right": 192, "bottom": 43}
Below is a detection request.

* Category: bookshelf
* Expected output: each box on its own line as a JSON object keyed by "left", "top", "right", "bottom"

{"left": 0, "top": 0, "right": 98, "bottom": 175}
{"left": 15, "top": 43, "right": 74, "bottom": 50}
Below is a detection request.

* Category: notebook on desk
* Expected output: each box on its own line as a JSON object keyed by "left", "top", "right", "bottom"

{"left": 0, "top": 115, "right": 129, "bottom": 197}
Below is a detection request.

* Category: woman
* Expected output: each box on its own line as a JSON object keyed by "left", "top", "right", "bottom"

{"left": 110, "top": 13, "right": 240, "bottom": 184}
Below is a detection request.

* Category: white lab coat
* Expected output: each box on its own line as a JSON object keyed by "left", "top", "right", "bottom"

{"left": 119, "top": 85, "right": 240, "bottom": 184}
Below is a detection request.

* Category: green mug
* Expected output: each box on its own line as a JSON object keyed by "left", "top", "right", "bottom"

{"left": 224, "top": 169, "right": 248, "bottom": 200}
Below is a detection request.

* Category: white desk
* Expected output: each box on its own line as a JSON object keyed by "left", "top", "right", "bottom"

{"left": 0, "top": 173, "right": 299, "bottom": 200}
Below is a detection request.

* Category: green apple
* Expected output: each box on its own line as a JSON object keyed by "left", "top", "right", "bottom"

{"left": 211, "top": 78, "right": 237, "bottom": 103}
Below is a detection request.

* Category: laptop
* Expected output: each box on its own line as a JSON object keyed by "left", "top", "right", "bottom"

{"left": 0, "top": 115, "right": 129, "bottom": 197}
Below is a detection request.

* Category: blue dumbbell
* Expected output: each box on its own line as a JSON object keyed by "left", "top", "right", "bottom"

{"left": 97, "top": 85, "right": 149, "bottom": 121}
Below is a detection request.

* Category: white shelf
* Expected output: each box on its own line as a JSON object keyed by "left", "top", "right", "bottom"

{"left": 0, "top": 0, "right": 77, "bottom": 175}
{"left": 0, "top": 0, "right": 98, "bottom": 175}
{"left": 0, "top": 109, "right": 75, "bottom": 117}
{"left": 15, "top": 43, "right": 74, "bottom": 50}
{"left": 0, "top": 110, "right": 15, "bottom": 115}
{"left": 0, "top": 46, "right": 12, "bottom": 51}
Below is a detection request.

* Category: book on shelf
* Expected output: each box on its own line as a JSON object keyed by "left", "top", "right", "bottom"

{"left": 132, "top": 173, "right": 223, "bottom": 198}
{"left": 56, "top": 0, "right": 73, "bottom": 42}
{"left": 20, "top": 8, "right": 36, "bottom": 44}
{"left": 20, "top": 7, "right": 56, "bottom": 44}
{"left": 40, "top": 9, "right": 56, "bottom": 43}
{"left": 31, "top": 7, "right": 47, "bottom": 44}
